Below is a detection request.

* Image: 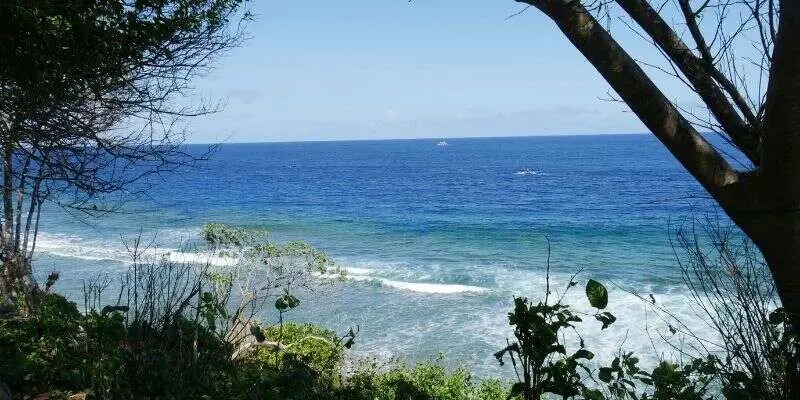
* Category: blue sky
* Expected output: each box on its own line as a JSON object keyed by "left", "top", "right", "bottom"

{"left": 188, "top": 0, "right": 699, "bottom": 143}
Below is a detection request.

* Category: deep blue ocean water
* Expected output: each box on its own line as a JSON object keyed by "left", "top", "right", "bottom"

{"left": 34, "top": 134, "right": 725, "bottom": 376}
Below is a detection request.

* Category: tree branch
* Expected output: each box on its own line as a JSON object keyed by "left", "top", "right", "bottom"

{"left": 614, "top": 0, "right": 761, "bottom": 164}
{"left": 516, "top": 0, "right": 742, "bottom": 207}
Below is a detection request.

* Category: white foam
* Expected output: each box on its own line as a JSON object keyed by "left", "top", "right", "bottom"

{"left": 380, "top": 279, "right": 488, "bottom": 294}
{"left": 514, "top": 168, "right": 544, "bottom": 176}
{"left": 34, "top": 233, "right": 130, "bottom": 263}
{"left": 344, "top": 267, "right": 373, "bottom": 275}
{"left": 33, "top": 232, "right": 239, "bottom": 268}
{"left": 166, "top": 251, "right": 238, "bottom": 267}
{"left": 346, "top": 274, "right": 487, "bottom": 294}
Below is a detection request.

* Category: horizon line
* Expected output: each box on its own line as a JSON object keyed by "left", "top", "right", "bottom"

{"left": 186, "top": 131, "right": 649, "bottom": 146}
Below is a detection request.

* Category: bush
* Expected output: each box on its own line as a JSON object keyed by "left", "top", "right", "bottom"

{"left": 0, "top": 293, "right": 237, "bottom": 399}
{"left": 233, "top": 322, "right": 346, "bottom": 399}
{"left": 262, "top": 322, "right": 345, "bottom": 378}
{"left": 0, "top": 294, "right": 90, "bottom": 394}
{"left": 341, "top": 357, "right": 509, "bottom": 400}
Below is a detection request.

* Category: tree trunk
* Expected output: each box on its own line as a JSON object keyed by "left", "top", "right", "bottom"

{"left": 0, "top": 141, "right": 38, "bottom": 310}
{"left": 0, "top": 142, "right": 15, "bottom": 303}
{"left": 745, "top": 224, "right": 800, "bottom": 399}
{"left": 734, "top": 212, "right": 800, "bottom": 332}
{"left": 753, "top": 0, "right": 800, "bottom": 332}
{"left": 0, "top": 253, "right": 37, "bottom": 312}
{"left": 2, "top": 143, "right": 13, "bottom": 251}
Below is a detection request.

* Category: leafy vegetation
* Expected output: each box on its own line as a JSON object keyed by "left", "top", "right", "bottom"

{"left": 0, "top": 291, "right": 512, "bottom": 399}
{"left": 1, "top": 222, "right": 797, "bottom": 399}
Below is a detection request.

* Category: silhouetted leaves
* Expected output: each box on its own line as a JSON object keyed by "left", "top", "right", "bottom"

{"left": 275, "top": 293, "right": 300, "bottom": 311}
{"left": 250, "top": 325, "right": 265, "bottom": 343}
{"left": 585, "top": 279, "right": 608, "bottom": 309}
{"left": 595, "top": 312, "right": 616, "bottom": 330}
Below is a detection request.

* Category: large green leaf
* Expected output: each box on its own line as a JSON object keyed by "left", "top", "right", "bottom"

{"left": 598, "top": 367, "right": 613, "bottom": 383}
{"left": 585, "top": 279, "right": 608, "bottom": 309}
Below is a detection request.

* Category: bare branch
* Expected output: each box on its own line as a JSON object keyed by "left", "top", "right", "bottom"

{"left": 516, "top": 0, "right": 741, "bottom": 207}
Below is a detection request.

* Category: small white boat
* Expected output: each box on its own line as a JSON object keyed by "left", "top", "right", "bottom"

{"left": 437, "top": 140, "right": 449, "bottom": 146}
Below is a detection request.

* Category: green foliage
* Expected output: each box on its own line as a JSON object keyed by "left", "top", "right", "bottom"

{"left": 202, "top": 222, "right": 257, "bottom": 249}
{"left": 0, "top": 294, "right": 89, "bottom": 393}
{"left": 200, "top": 222, "right": 340, "bottom": 280}
{"left": 3, "top": 246, "right": 794, "bottom": 400}
{"left": 0, "top": 293, "right": 236, "bottom": 398}
{"left": 495, "top": 279, "right": 613, "bottom": 400}
{"left": 586, "top": 279, "right": 609, "bottom": 310}
{"left": 491, "top": 276, "right": 758, "bottom": 400}
{"left": 263, "top": 322, "right": 345, "bottom": 378}
{"left": 275, "top": 291, "right": 301, "bottom": 311}
{"left": 596, "top": 352, "right": 719, "bottom": 400}
{"left": 1, "top": 291, "right": 510, "bottom": 400}
{"left": 1, "top": 0, "right": 247, "bottom": 106}
{"left": 342, "top": 358, "right": 509, "bottom": 400}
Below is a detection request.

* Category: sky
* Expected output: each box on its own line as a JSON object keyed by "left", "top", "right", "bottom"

{"left": 187, "top": 0, "right": 702, "bottom": 144}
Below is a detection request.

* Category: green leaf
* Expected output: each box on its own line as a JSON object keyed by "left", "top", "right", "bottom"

{"left": 508, "top": 382, "right": 526, "bottom": 399}
{"left": 286, "top": 294, "right": 300, "bottom": 308}
{"left": 275, "top": 294, "right": 301, "bottom": 311}
{"left": 595, "top": 311, "right": 617, "bottom": 330}
{"left": 202, "top": 292, "right": 213, "bottom": 303}
{"left": 599, "top": 367, "right": 613, "bottom": 383}
{"left": 768, "top": 308, "right": 786, "bottom": 325}
{"left": 586, "top": 279, "right": 608, "bottom": 309}
{"left": 250, "top": 325, "right": 265, "bottom": 343}
{"left": 573, "top": 349, "right": 594, "bottom": 360}
{"left": 275, "top": 297, "right": 288, "bottom": 311}
{"left": 582, "top": 388, "right": 605, "bottom": 400}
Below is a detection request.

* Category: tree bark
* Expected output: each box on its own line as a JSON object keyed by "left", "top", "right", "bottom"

{"left": 1, "top": 142, "right": 14, "bottom": 301}
{"left": 745, "top": 0, "right": 800, "bottom": 333}
{"left": 2, "top": 142, "right": 13, "bottom": 253}
{"left": 0, "top": 141, "right": 38, "bottom": 308}
{"left": 615, "top": 0, "right": 760, "bottom": 163}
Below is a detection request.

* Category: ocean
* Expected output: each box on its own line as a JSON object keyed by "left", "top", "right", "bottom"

{"left": 33, "top": 134, "right": 727, "bottom": 377}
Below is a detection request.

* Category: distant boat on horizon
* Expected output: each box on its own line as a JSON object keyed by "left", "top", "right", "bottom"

{"left": 437, "top": 140, "right": 449, "bottom": 146}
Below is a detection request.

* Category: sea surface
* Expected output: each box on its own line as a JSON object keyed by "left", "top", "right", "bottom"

{"left": 35, "top": 134, "right": 730, "bottom": 377}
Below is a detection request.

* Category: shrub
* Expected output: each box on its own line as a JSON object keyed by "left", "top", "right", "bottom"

{"left": 232, "top": 322, "right": 347, "bottom": 398}
{"left": 0, "top": 293, "right": 90, "bottom": 394}
{"left": 341, "top": 357, "right": 509, "bottom": 400}
{"left": 492, "top": 266, "right": 726, "bottom": 400}
{"left": 262, "top": 322, "right": 345, "bottom": 378}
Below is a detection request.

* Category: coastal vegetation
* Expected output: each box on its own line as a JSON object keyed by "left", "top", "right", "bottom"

{"left": 2, "top": 0, "right": 800, "bottom": 399}
{"left": 1, "top": 222, "right": 797, "bottom": 399}
{"left": 0, "top": 223, "right": 511, "bottom": 399}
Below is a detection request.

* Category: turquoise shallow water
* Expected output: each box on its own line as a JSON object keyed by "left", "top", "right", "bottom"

{"left": 32, "top": 134, "right": 729, "bottom": 376}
